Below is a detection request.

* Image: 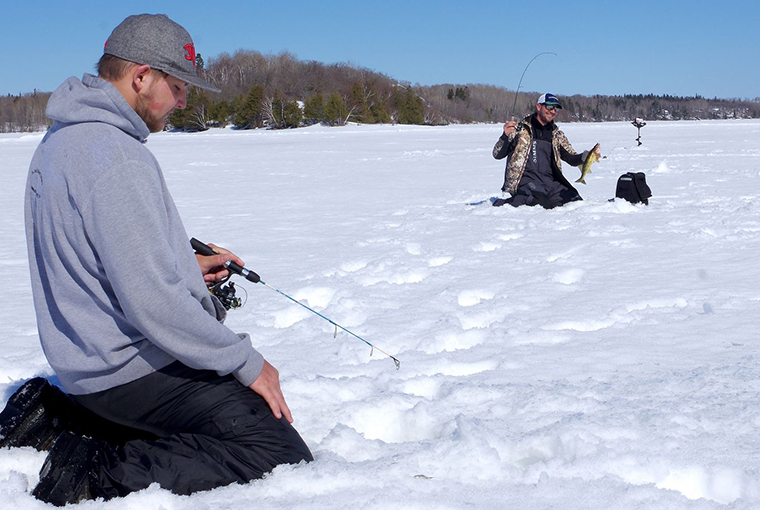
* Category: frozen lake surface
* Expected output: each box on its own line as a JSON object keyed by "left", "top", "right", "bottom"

{"left": 1, "top": 119, "right": 759, "bottom": 509}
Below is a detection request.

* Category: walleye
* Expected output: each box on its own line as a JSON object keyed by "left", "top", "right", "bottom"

{"left": 576, "top": 143, "right": 600, "bottom": 185}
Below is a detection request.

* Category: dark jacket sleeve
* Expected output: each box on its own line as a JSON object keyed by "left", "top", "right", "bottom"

{"left": 493, "top": 133, "right": 516, "bottom": 160}
{"left": 560, "top": 146, "right": 585, "bottom": 167}
{"left": 555, "top": 128, "right": 588, "bottom": 167}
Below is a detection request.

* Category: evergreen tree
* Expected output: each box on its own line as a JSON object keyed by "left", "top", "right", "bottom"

{"left": 233, "top": 84, "right": 264, "bottom": 128}
{"left": 167, "top": 101, "right": 188, "bottom": 128}
{"left": 168, "top": 88, "right": 210, "bottom": 130}
{"left": 304, "top": 93, "right": 325, "bottom": 124}
{"left": 370, "top": 100, "right": 391, "bottom": 124}
{"left": 324, "top": 92, "right": 347, "bottom": 125}
{"left": 282, "top": 100, "right": 303, "bottom": 128}
{"left": 209, "top": 100, "right": 233, "bottom": 127}
{"left": 395, "top": 87, "right": 424, "bottom": 124}
{"left": 349, "top": 82, "right": 371, "bottom": 123}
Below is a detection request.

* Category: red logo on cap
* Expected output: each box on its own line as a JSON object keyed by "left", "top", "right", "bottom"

{"left": 184, "top": 43, "right": 196, "bottom": 67}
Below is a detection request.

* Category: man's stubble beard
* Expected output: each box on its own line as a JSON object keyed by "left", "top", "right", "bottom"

{"left": 135, "top": 83, "right": 169, "bottom": 133}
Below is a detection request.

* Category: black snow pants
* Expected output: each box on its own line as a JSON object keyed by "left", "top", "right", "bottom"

{"left": 493, "top": 182, "right": 581, "bottom": 209}
{"left": 72, "top": 361, "right": 313, "bottom": 498}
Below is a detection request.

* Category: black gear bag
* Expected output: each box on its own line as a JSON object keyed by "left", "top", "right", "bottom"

{"left": 615, "top": 172, "right": 652, "bottom": 205}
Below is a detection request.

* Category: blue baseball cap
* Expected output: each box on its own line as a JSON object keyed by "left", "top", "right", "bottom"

{"left": 537, "top": 93, "right": 562, "bottom": 109}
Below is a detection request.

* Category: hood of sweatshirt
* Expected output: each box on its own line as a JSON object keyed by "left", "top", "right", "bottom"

{"left": 46, "top": 73, "right": 150, "bottom": 143}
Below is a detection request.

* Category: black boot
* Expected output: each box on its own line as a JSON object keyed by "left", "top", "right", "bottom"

{"left": 0, "top": 378, "right": 68, "bottom": 451}
{"left": 31, "top": 431, "right": 105, "bottom": 506}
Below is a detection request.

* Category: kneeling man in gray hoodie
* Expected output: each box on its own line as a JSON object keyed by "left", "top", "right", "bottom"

{"left": 1, "top": 13, "right": 312, "bottom": 506}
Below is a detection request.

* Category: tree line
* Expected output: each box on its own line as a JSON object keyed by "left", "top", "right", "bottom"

{"left": 166, "top": 51, "right": 424, "bottom": 130}
{"left": 2, "top": 50, "right": 759, "bottom": 133}
{"left": 1, "top": 90, "right": 51, "bottom": 133}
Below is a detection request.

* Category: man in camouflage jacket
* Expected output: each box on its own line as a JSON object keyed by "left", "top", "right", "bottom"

{"left": 492, "top": 93, "right": 594, "bottom": 209}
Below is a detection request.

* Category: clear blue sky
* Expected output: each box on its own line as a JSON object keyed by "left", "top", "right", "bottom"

{"left": 1, "top": 0, "right": 758, "bottom": 100}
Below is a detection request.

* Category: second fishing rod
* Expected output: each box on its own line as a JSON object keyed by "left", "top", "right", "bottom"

{"left": 190, "top": 237, "right": 400, "bottom": 369}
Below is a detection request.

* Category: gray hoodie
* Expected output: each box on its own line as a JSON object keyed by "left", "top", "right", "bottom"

{"left": 25, "top": 74, "right": 263, "bottom": 395}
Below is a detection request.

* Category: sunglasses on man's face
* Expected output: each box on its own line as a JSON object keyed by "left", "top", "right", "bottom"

{"left": 543, "top": 104, "right": 558, "bottom": 112}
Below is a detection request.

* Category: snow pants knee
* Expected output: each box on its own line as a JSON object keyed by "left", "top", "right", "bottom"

{"left": 494, "top": 183, "right": 581, "bottom": 209}
{"left": 73, "top": 361, "right": 313, "bottom": 497}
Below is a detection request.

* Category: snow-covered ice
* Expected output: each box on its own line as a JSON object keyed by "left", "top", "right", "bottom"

{"left": 1, "top": 119, "right": 759, "bottom": 509}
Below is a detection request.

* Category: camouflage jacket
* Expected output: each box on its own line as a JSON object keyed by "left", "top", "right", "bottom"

{"left": 492, "top": 114, "right": 583, "bottom": 195}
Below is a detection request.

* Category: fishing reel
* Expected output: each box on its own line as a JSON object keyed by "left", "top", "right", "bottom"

{"left": 210, "top": 276, "right": 245, "bottom": 311}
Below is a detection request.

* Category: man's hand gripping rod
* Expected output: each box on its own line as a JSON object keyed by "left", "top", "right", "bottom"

{"left": 191, "top": 238, "right": 400, "bottom": 369}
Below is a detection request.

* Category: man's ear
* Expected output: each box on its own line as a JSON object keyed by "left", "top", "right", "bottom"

{"left": 132, "top": 64, "right": 153, "bottom": 93}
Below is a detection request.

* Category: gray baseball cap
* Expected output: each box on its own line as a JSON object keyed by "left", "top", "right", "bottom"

{"left": 104, "top": 13, "right": 220, "bottom": 92}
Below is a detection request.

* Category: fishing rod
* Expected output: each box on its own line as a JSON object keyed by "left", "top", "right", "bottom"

{"left": 508, "top": 51, "right": 557, "bottom": 120}
{"left": 191, "top": 238, "right": 400, "bottom": 369}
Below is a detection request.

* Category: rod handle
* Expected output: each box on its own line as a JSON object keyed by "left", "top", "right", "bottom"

{"left": 190, "top": 238, "right": 261, "bottom": 283}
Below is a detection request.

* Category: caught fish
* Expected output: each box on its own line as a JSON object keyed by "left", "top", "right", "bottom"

{"left": 576, "top": 143, "right": 600, "bottom": 185}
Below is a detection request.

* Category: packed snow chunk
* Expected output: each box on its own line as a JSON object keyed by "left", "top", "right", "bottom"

{"left": 428, "top": 256, "right": 453, "bottom": 267}
{"left": 331, "top": 307, "right": 367, "bottom": 329}
{"left": 405, "top": 243, "right": 422, "bottom": 255}
{"left": 457, "top": 309, "right": 506, "bottom": 330}
{"left": 401, "top": 376, "right": 443, "bottom": 399}
{"left": 320, "top": 423, "right": 386, "bottom": 462}
{"left": 339, "top": 260, "right": 367, "bottom": 273}
{"left": 292, "top": 287, "right": 337, "bottom": 308}
{"left": 546, "top": 247, "right": 581, "bottom": 262}
{"left": 0, "top": 470, "right": 33, "bottom": 508}
{"left": 358, "top": 270, "right": 428, "bottom": 286}
{"left": 272, "top": 305, "right": 312, "bottom": 328}
{"left": 497, "top": 232, "right": 524, "bottom": 242}
{"left": 415, "top": 415, "right": 504, "bottom": 481}
{"left": 657, "top": 465, "right": 746, "bottom": 504}
{"left": 457, "top": 289, "right": 496, "bottom": 307}
{"left": 552, "top": 269, "right": 586, "bottom": 285}
{"left": 624, "top": 297, "right": 688, "bottom": 313}
{"left": 0, "top": 447, "right": 46, "bottom": 491}
{"left": 513, "top": 330, "right": 572, "bottom": 345}
{"left": 427, "top": 359, "right": 498, "bottom": 377}
{"left": 542, "top": 317, "right": 617, "bottom": 332}
{"left": 345, "top": 399, "right": 443, "bottom": 443}
{"left": 473, "top": 241, "right": 501, "bottom": 252}
{"left": 424, "top": 329, "right": 487, "bottom": 354}
{"left": 610, "top": 458, "right": 753, "bottom": 505}
{"left": 654, "top": 161, "right": 670, "bottom": 173}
